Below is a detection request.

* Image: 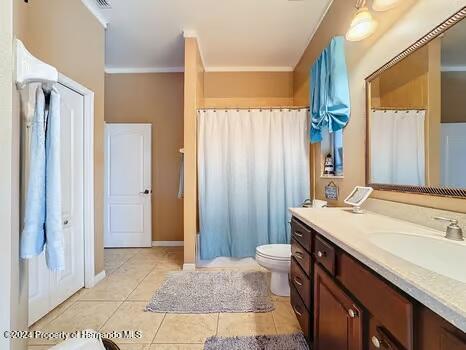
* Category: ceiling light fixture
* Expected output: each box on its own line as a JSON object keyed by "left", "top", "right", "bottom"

{"left": 345, "top": 0, "right": 378, "bottom": 42}
{"left": 372, "top": 0, "right": 401, "bottom": 12}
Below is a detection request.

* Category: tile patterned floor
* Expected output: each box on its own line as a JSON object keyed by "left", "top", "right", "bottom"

{"left": 28, "top": 247, "right": 300, "bottom": 349}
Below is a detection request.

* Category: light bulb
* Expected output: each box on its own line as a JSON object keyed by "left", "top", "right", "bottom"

{"left": 345, "top": 7, "right": 378, "bottom": 42}
{"left": 372, "top": 0, "right": 401, "bottom": 12}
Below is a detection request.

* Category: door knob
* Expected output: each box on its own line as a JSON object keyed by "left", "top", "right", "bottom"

{"left": 140, "top": 189, "right": 151, "bottom": 194}
{"left": 371, "top": 336, "right": 381, "bottom": 348}
{"left": 348, "top": 308, "right": 357, "bottom": 318}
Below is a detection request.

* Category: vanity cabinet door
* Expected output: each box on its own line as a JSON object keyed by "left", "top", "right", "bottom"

{"left": 314, "top": 265, "right": 364, "bottom": 350}
{"left": 417, "top": 305, "right": 466, "bottom": 350}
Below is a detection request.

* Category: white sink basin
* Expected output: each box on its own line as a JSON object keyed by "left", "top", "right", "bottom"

{"left": 369, "top": 232, "right": 466, "bottom": 283}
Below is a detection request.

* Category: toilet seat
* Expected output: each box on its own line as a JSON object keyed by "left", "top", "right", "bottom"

{"left": 256, "top": 244, "right": 291, "bottom": 261}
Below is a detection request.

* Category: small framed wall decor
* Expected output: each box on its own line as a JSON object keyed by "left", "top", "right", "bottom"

{"left": 324, "top": 181, "right": 339, "bottom": 200}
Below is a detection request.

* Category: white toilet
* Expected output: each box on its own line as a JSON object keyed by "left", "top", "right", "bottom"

{"left": 256, "top": 244, "right": 291, "bottom": 296}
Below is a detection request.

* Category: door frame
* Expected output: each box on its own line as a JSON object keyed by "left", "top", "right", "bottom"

{"left": 57, "top": 73, "right": 98, "bottom": 288}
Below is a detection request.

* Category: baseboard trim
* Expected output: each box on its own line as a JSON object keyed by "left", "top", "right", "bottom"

{"left": 92, "top": 270, "right": 106, "bottom": 287}
{"left": 182, "top": 263, "right": 196, "bottom": 271}
{"left": 152, "top": 241, "right": 184, "bottom": 247}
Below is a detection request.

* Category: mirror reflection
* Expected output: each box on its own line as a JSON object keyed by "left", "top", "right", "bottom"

{"left": 368, "top": 18, "right": 466, "bottom": 188}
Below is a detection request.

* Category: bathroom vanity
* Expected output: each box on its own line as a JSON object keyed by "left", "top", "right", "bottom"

{"left": 289, "top": 208, "right": 466, "bottom": 350}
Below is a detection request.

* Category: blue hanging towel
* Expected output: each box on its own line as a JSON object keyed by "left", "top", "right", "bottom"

{"left": 310, "top": 36, "right": 350, "bottom": 144}
{"left": 45, "top": 88, "right": 65, "bottom": 271}
{"left": 21, "top": 87, "right": 47, "bottom": 259}
{"left": 21, "top": 86, "right": 64, "bottom": 271}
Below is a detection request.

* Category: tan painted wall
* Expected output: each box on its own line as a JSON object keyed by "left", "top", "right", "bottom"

{"left": 105, "top": 73, "right": 184, "bottom": 242}
{"left": 17, "top": 0, "right": 106, "bottom": 273}
{"left": 184, "top": 37, "right": 205, "bottom": 265}
{"left": 204, "top": 72, "right": 294, "bottom": 107}
{"left": 442, "top": 71, "right": 466, "bottom": 123}
{"left": 293, "top": 0, "right": 466, "bottom": 212}
{"left": 371, "top": 46, "right": 428, "bottom": 109}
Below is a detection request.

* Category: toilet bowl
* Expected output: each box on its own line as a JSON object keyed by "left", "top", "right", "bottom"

{"left": 255, "top": 244, "right": 291, "bottom": 296}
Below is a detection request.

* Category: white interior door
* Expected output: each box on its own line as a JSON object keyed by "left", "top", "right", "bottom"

{"left": 441, "top": 123, "right": 466, "bottom": 187}
{"left": 26, "top": 83, "right": 85, "bottom": 325}
{"left": 104, "top": 124, "right": 152, "bottom": 247}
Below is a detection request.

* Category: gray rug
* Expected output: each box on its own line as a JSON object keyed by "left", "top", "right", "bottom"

{"left": 145, "top": 271, "right": 274, "bottom": 313}
{"left": 204, "top": 333, "right": 309, "bottom": 350}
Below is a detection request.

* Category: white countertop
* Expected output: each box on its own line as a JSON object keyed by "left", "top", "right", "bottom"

{"left": 289, "top": 207, "right": 466, "bottom": 332}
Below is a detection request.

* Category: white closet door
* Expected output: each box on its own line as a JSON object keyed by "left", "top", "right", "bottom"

{"left": 50, "top": 84, "right": 85, "bottom": 306}
{"left": 27, "top": 83, "right": 85, "bottom": 325}
{"left": 104, "top": 124, "right": 152, "bottom": 248}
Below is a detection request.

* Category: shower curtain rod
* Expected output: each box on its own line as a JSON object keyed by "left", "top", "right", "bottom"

{"left": 198, "top": 106, "right": 310, "bottom": 111}
{"left": 371, "top": 107, "right": 426, "bottom": 111}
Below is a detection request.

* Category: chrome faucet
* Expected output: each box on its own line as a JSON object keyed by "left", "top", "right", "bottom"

{"left": 433, "top": 216, "right": 464, "bottom": 241}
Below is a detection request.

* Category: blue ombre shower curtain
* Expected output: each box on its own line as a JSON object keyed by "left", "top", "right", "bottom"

{"left": 310, "top": 36, "right": 350, "bottom": 175}
{"left": 198, "top": 108, "right": 310, "bottom": 260}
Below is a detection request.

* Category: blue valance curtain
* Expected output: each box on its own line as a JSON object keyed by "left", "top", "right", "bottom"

{"left": 310, "top": 36, "right": 350, "bottom": 145}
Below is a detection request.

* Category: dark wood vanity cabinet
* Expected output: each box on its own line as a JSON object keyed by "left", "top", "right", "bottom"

{"left": 290, "top": 218, "right": 315, "bottom": 342}
{"left": 289, "top": 216, "right": 466, "bottom": 350}
{"left": 314, "top": 264, "right": 365, "bottom": 350}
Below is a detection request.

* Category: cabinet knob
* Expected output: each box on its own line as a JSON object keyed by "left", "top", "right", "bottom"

{"left": 294, "top": 251, "right": 304, "bottom": 260}
{"left": 317, "top": 251, "right": 324, "bottom": 258}
{"left": 348, "top": 308, "right": 357, "bottom": 318}
{"left": 371, "top": 336, "right": 381, "bottom": 348}
{"left": 293, "top": 305, "right": 302, "bottom": 317}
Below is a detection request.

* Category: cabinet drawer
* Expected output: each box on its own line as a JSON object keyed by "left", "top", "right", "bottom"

{"left": 368, "top": 318, "right": 404, "bottom": 350}
{"left": 290, "top": 257, "right": 311, "bottom": 309}
{"left": 290, "top": 284, "right": 311, "bottom": 342}
{"left": 314, "top": 235, "right": 336, "bottom": 276}
{"left": 291, "top": 218, "right": 312, "bottom": 252}
{"left": 291, "top": 238, "right": 311, "bottom": 276}
{"left": 338, "top": 253, "right": 413, "bottom": 350}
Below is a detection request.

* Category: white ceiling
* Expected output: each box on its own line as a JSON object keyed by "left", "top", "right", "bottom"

{"left": 102, "top": 0, "right": 333, "bottom": 72}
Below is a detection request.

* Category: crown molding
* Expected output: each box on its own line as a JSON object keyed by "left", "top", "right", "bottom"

{"left": 81, "top": 0, "right": 109, "bottom": 29}
{"left": 204, "top": 66, "right": 294, "bottom": 72}
{"left": 105, "top": 67, "right": 184, "bottom": 74}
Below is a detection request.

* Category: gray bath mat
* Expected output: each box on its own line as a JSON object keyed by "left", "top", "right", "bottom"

{"left": 204, "top": 333, "right": 309, "bottom": 350}
{"left": 145, "top": 271, "right": 274, "bottom": 313}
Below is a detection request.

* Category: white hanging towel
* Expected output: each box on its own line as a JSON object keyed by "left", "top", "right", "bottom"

{"left": 45, "top": 87, "right": 65, "bottom": 271}
{"left": 21, "top": 87, "right": 47, "bottom": 259}
{"left": 21, "top": 86, "right": 64, "bottom": 271}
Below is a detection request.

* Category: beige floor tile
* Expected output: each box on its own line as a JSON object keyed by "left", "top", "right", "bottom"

{"left": 149, "top": 344, "right": 204, "bottom": 350}
{"left": 111, "top": 263, "right": 156, "bottom": 283}
{"left": 272, "top": 302, "right": 301, "bottom": 334}
{"left": 100, "top": 302, "right": 165, "bottom": 344}
{"left": 127, "top": 275, "right": 167, "bottom": 301}
{"left": 217, "top": 312, "right": 277, "bottom": 337}
{"left": 105, "top": 248, "right": 141, "bottom": 257}
{"left": 29, "top": 301, "right": 121, "bottom": 345}
{"left": 29, "top": 289, "right": 86, "bottom": 331}
{"left": 271, "top": 294, "right": 291, "bottom": 303}
{"left": 153, "top": 314, "right": 217, "bottom": 344}
{"left": 78, "top": 275, "right": 139, "bottom": 301}
{"left": 116, "top": 344, "right": 151, "bottom": 350}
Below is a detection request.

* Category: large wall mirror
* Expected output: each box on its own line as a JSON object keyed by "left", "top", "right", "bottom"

{"left": 366, "top": 8, "right": 466, "bottom": 198}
